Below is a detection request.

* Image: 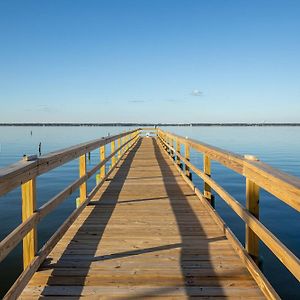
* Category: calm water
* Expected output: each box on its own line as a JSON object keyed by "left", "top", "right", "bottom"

{"left": 0, "top": 126, "right": 299, "bottom": 298}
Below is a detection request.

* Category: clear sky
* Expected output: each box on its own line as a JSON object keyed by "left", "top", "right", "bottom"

{"left": 0, "top": 0, "right": 299, "bottom": 123}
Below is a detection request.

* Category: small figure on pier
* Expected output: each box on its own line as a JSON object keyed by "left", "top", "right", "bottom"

{"left": 30, "top": 130, "right": 32, "bottom": 136}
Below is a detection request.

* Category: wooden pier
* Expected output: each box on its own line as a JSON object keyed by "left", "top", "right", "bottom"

{"left": 0, "top": 128, "right": 300, "bottom": 299}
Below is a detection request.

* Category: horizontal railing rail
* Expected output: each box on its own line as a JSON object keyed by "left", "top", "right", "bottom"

{"left": 158, "top": 131, "right": 300, "bottom": 212}
{"left": 0, "top": 128, "right": 143, "bottom": 299}
{"left": 0, "top": 130, "right": 140, "bottom": 197}
{"left": 157, "top": 129, "right": 300, "bottom": 285}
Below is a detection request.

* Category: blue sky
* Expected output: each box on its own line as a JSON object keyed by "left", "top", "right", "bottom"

{"left": 0, "top": 0, "right": 299, "bottom": 123}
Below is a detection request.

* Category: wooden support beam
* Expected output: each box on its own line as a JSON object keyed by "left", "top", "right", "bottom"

{"left": 171, "top": 137, "right": 175, "bottom": 160}
{"left": 176, "top": 139, "right": 181, "bottom": 168}
{"left": 21, "top": 178, "right": 37, "bottom": 269}
{"left": 79, "top": 154, "right": 87, "bottom": 205}
{"left": 100, "top": 146, "right": 105, "bottom": 179}
{"left": 111, "top": 141, "right": 116, "bottom": 167}
{"left": 246, "top": 177, "right": 260, "bottom": 264}
{"left": 185, "top": 144, "right": 192, "bottom": 180}
{"left": 118, "top": 137, "right": 121, "bottom": 159}
{"left": 204, "top": 154, "right": 214, "bottom": 207}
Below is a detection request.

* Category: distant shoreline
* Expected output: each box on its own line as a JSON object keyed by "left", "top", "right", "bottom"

{"left": 0, "top": 123, "right": 300, "bottom": 127}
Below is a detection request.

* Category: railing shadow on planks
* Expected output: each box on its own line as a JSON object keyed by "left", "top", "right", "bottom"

{"left": 0, "top": 127, "right": 299, "bottom": 299}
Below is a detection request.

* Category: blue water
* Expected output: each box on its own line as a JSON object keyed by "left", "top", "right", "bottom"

{"left": 0, "top": 126, "right": 299, "bottom": 298}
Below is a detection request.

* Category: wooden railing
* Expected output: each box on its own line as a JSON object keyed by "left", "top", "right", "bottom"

{"left": 0, "top": 129, "right": 140, "bottom": 299}
{"left": 157, "top": 129, "right": 300, "bottom": 287}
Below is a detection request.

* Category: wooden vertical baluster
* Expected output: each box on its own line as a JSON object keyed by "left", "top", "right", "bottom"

{"left": 203, "top": 154, "right": 214, "bottom": 207}
{"left": 246, "top": 177, "right": 260, "bottom": 265}
{"left": 111, "top": 141, "right": 116, "bottom": 167}
{"left": 121, "top": 131, "right": 126, "bottom": 155}
{"left": 100, "top": 145, "right": 105, "bottom": 179}
{"left": 176, "top": 138, "right": 182, "bottom": 168}
{"left": 120, "top": 136, "right": 123, "bottom": 155}
{"left": 78, "top": 154, "right": 87, "bottom": 207}
{"left": 118, "top": 137, "right": 121, "bottom": 159}
{"left": 165, "top": 134, "right": 168, "bottom": 150}
{"left": 185, "top": 143, "right": 192, "bottom": 180}
{"left": 171, "top": 137, "right": 175, "bottom": 160}
{"left": 129, "top": 133, "right": 132, "bottom": 148}
{"left": 22, "top": 178, "right": 37, "bottom": 269}
{"left": 124, "top": 134, "right": 127, "bottom": 151}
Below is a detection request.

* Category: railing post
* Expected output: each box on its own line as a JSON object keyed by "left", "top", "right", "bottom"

{"left": 121, "top": 131, "right": 126, "bottom": 155}
{"left": 203, "top": 154, "right": 214, "bottom": 207}
{"left": 163, "top": 133, "right": 167, "bottom": 150}
{"left": 165, "top": 134, "right": 168, "bottom": 151}
{"left": 21, "top": 178, "right": 37, "bottom": 269}
{"left": 185, "top": 143, "right": 192, "bottom": 180}
{"left": 120, "top": 136, "right": 123, "bottom": 155}
{"left": 100, "top": 145, "right": 105, "bottom": 179}
{"left": 118, "top": 137, "right": 121, "bottom": 159}
{"left": 78, "top": 154, "right": 87, "bottom": 207}
{"left": 246, "top": 177, "right": 260, "bottom": 264}
{"left": 111, "top": 140, "right": 116, "bottom": 167}
{"left": 130, "top": 133, "right": 133, "bottom": 148}
{"left": 125, "top": 134, "right": 128, "bottom": 151}
{"left": 171, "top": 137, "right": 175, "bottom": 160}
{"left": 176, "top": 138, "right": 182, "bottom": 168}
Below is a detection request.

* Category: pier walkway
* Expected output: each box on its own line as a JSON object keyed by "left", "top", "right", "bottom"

{"left": 1, "top": 128, "right": 300, "bottom": 299}
{"left": 20, "top": 137, "right": 265, "bottom": 299}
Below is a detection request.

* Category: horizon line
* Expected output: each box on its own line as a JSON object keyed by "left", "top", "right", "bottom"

{"left": 0, "top": 122, "right": 300, "bottom": 127}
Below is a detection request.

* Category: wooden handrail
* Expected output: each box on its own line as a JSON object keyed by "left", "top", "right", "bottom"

{"left": 0, "top": 130, "right": 139, "bottom": 197}
{"left": 158, "top": 129, "right": 300, "bottom": 212}
{"left": 157, "top": 129, "right": 300, "bottom": 283}
{"left": 0, "top": 130, "right": 140, "bottom": 274}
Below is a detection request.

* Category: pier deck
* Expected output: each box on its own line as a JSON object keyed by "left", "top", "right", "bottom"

{"left": 20, "top": 138, "right": 265, "bottom": 299}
